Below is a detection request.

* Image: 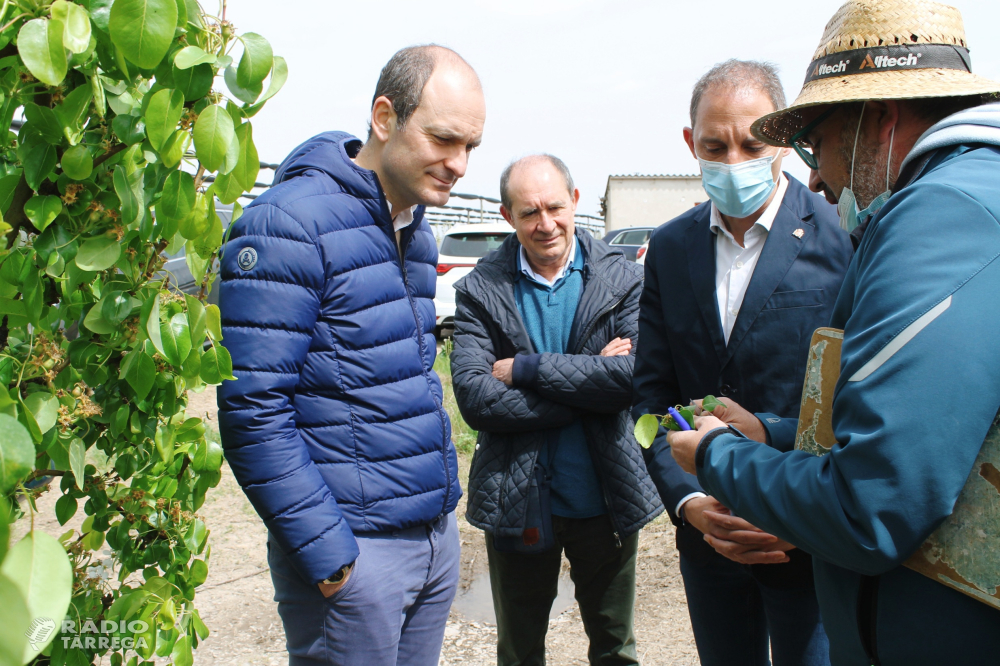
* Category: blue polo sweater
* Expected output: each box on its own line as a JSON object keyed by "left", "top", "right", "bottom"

{"left": 513, "top": 240, "right": 605, "bottom": 519}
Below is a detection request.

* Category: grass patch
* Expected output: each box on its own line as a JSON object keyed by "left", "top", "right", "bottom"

{"left": 435, "top": 339, "right": 478, "bottom": 457}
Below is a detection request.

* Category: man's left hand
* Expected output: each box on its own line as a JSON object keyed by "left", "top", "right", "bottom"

{"left": 667, "top": 414, "right": 727, "bottom": 474}
{"left": 702, "top": 508, "right": 795, "bottom": 565}
{"left": 492, "top": 358, "right": 514, "bottom": 386}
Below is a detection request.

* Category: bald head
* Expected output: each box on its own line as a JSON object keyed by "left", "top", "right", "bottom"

{"left": 369, "top": 44, "right": 481, "bottom": 138}
{"left": 500, "top": 155, "right": 575, "bottom": 212}
{"left": 498, "top": 154, "right": 579, "bottom": 279}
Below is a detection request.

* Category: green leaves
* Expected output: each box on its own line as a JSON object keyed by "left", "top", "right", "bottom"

{"left": 224, "top": 65, "right": 260, "bottom": 105}
{"left": 55, "top": 84, "right": 94, "bottom": 144}
{"left": 120, "top": 348, "right": 156, "bottom": 399}
{"left": 0, "top": 174, "right": 22, "bottom": 214}
{"left": 179, "top": 191, "right": 209, "bottom": 239}
{"left": 61, "top": 144, "right": 94, "bottom": 179}
{"left": 69, "top": 437, "right": 86, "bottom": 489}
{"left": 231, "top": 122, "right": 260, "bottom": 191}
{"left": 702, "top": 394, "right": 725, "bottom": 413}
{"left": 145, "top": 88, "right": 185, "bottom": 151}
{"left": 206, "top": 303, "right": 222, "bottom": 340}
{"left": 113, "top": 163, "right": 144, "bottom": 224}
{"left": 17, "top": 18, "right": 68, "bottom": 86}
{"left": 0, "top": 577, "right": 30, "bottom": 666}
{"left": 21, "top": 139, "right": 58, "bottom": 191}
{"left": 173, "top": 45, "right": 215, "bottom": 69}
{"left": 112, "top": 113, "right": 146, "bottom": 145}
{"left": 23, "top": 195, "right": 63, "bottom": 232}
{"left": 193, "top": 105, "right": 236, "bottom": 172}
{"left": 51, "top": 0, "right": 93, "bottom": 54}
{"left": 160, "top": 313, "right": 192, "bottom": 366}
{"left": 237, "top": 33, "right": 273, "bottom": 90}
{"left": 156, "top": 170, "right": 195, "bottom": 227}
{"left": 0, "top": 3, "right": 276, "bottom": 661}
{"left": 246, "top": 56, "right": 287, "bottom": 116}
{"left": 24, "top": 392, "right": 59, "bottom": 434}
{"left": 200, "top": 345, "right": 234, "bottom": 384}
{"left": 0, "top": 414, "right": 33, "bottom": 492}
{"left": 76, "top": 235, "right": 121, "bottom": 271}
{"left": 102, "top": 290, "right": 138, "bottom": 324}
{"left": 155, "top": 424, "right": 174, "bottom": 464}
{"left": 1, "top": 531, "right": 74, "bottom": 662}
{"left": 633, "top": 413, "right": 660, "bottom": 449}
{"left": 55, "top": 493, "right": 78, "bottom": 525}
{"left": 109, "top": 0, "right": 178, "bottom": 69}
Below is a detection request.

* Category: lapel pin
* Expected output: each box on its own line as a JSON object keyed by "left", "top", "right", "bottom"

{"left": 792, "top": 228, "right": 805, "bottom": 239}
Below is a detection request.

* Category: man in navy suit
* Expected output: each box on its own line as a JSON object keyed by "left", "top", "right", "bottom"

{"left": 632, "top": 60, "right": 853, "bottom": 666}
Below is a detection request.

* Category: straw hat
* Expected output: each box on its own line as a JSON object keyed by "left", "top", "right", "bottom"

{"left": 752, "top": 0, "right": 1000, "bottom": 146}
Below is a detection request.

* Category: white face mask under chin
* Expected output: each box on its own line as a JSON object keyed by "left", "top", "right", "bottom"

{"left": 838, "top": 105, "right": 894, "bottom": 233}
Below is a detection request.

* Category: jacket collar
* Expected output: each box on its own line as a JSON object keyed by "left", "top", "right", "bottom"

{"left": 273, "top": 131, "right": 426, "bottom": 234}
{"left": 456, "top": 229, "right": 638, "bottom": 354}
{"left": 723, "top": 178, "right": 814, "bottom": 366}
{"left": 685, "top": 174, "right": 817, "bottom": 367}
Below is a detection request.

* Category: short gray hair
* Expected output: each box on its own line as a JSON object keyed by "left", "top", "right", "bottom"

{"left": 367, "top": 45, "right": 472, "bottom": 139}
{"left": 689, "top": 59, "right": 786, "bottom": 127}
{"left": 499, "top": 154, "right": 575, "bottom": 212}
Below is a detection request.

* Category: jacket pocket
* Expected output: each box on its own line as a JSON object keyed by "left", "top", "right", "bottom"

{"left": 762, "top": 288, "right": 825, "bottom": 310}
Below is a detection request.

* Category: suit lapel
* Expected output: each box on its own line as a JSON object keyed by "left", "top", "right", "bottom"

{"left": 685, "top": 213, "right": 727, "bottom": 363}
{"left": 722, "top": 198, "right": 813, "bottom": 366}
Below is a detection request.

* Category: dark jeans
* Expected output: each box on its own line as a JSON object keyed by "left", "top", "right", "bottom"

{"left": 485, "top": 514, "right": 640, "bottom": 666}
{"left": 680, "top": 549, "right": 831, "bottom": 666}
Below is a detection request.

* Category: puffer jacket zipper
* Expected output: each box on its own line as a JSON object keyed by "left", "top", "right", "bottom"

{"left": 394, "top": 224, "right": 452, "bottom": 514}
{"left": 457, "top": 265, "right": 537, "bottom": 530}
{"left": 570, "top": 278, "right": 640, "bottom": 547}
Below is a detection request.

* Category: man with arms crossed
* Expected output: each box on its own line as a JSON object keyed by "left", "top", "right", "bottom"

{"left": 217, "top": 45, "right": 485, "bottom": 665}
{"left": 632, "top": 60, "right": 852, "bottom": 666}
{"left": 452, "top": 155, "right": 662, "bottom": 665}
{"left": 668, "top": 1, "right": 1000, "bottom": 664}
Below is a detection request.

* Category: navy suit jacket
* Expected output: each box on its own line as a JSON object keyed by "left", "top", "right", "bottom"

{"left": 632, "top": 174, "right": 852, "bottom": 584}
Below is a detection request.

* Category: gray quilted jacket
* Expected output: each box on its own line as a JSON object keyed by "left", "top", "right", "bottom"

{"left": 452, "top": 230, "right": 663, "bottom": 541}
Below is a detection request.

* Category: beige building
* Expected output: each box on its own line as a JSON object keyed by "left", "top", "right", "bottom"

{"left": 601, "top": 174, "right": 706, "bottom": 234}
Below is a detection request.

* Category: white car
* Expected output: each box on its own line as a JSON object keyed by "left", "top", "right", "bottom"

{"left": 636, "top": 241, "right": 649, "bottom": 267}
{"left": 434, "top": 222, "right": 513, "bottom": 334}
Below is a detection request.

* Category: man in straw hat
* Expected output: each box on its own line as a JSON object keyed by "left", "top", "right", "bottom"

{"left": 665, "top": 1, "right": 1000, "bottom": 664}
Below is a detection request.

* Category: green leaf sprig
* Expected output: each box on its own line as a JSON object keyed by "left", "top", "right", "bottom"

{"left": 633, "top": 395, "right": 727, "bottom": 448}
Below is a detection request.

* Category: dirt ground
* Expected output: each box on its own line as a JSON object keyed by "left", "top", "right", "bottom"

{"left": 18, "top": 384, "right": 701, "bottom": 666}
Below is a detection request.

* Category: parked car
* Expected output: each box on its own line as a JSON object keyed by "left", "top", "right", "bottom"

{"left": 636, "top": 240, "right": 649, "bottom": 267}
{"left": 602, "top": 226, "right": 654, "bottom": 262}
{"left": 434, "top": 222, "right": 513, "bottom": 336}
{"left": 161, "top": 203, "right": 234, "bottom": 305}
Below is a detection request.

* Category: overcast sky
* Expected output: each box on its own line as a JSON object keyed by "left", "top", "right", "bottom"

{"left": 228, "top": 0, "right": 1000, "bottom": 216}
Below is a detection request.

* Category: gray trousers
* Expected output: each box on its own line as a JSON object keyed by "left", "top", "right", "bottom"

{"left": 267, "top": 512, "right": 460, "bottom": 666}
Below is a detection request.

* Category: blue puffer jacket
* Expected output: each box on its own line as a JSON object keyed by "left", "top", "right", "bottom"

{"left": 217, "top": 132, "right": 461, "bottom": 584}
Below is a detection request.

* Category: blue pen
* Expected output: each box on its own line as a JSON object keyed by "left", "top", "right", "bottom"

{"left": 667, "top": 406, "right": 692, "bottom": 432}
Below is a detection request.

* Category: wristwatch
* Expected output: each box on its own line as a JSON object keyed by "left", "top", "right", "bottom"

{"left": 321, "top": 562, "right": 354, "bottom": 586}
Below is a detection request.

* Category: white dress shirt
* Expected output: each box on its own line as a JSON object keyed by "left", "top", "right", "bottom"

{"left": 518, "top": 237, "right": 578, "bottom": 287}
{"left": 389, "top": 200, "right": 416, "bottom": 233}
{"left": 675, "top": 173, "right": 788, "bottom": 521}
{"left": 711, "top": 173, "right": 789, "bottom": 345}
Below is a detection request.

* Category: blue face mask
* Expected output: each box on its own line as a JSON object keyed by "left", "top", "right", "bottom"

{"left": 698, "top": 151, "right": 780, "bottom": 218}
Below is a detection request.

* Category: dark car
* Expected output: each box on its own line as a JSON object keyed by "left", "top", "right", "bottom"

{"left": 602, "top": 227, "right": 654, "bottom": 262}
{"left": 161, "top": 203, "right": 234, "bottom": 305}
